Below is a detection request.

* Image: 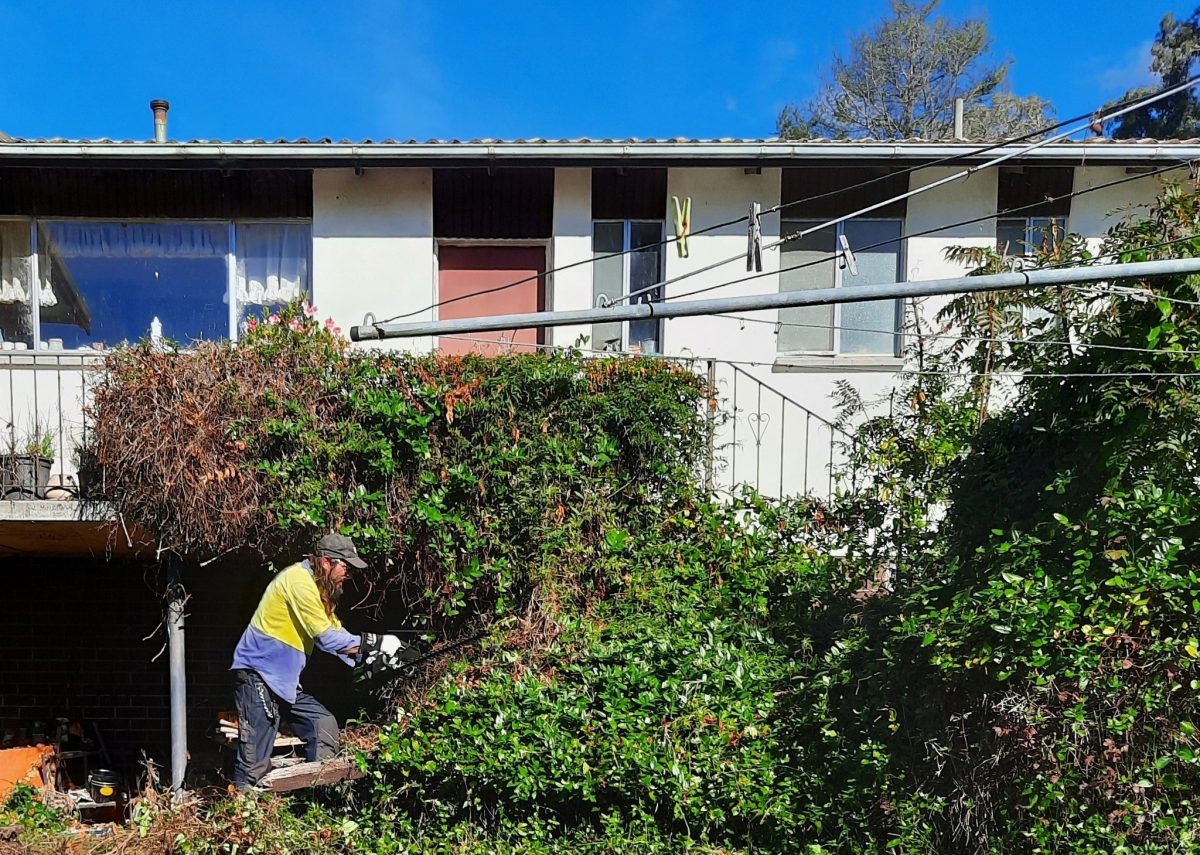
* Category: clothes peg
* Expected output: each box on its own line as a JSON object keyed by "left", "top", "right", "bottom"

{"left": 747, "top": 202, "right": 763, "bottom": 272}
{"left": 838, "top": 233, "right": 858, "bottom": 276}
{"left": 671, "top": 196, "right": 691, "bottom": 258}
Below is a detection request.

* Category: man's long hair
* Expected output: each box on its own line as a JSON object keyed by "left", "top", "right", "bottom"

{"left": 309, "top": 554, "right": 343, "bottom": 618}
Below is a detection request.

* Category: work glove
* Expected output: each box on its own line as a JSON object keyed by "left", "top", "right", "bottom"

{"left": 355, "top": 633, "right": 422, "bottom": 682}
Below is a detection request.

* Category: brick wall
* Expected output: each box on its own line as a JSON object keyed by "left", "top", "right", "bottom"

{"left": 0, "top": 561, "right": 170, "bottom": 779}
{"left": 0, "top": 557, "right": 378, "bottom": 786}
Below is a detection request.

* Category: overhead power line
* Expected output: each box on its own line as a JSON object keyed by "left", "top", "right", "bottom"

{"left": 369, "top": 74, "right": 1200, "bottom": 327}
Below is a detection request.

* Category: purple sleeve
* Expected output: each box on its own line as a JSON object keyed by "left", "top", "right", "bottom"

{"left": 314, "top": 627, "right": 361, "bottom": 666}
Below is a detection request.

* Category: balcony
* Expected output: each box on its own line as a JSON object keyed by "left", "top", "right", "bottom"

{"left": 0, "top": 353, "right": 129, "bottom": 555}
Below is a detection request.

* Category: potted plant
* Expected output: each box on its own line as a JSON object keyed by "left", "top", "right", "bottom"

{"left": 1, "top": 426, "right": 55, "bottom": 498}
{"left": 72, "top": 442, "right": 102, "bottom": 500}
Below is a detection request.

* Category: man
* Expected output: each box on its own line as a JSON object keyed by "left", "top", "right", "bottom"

{"left": 230, "top": 533, "right": 408, "bottom": 789}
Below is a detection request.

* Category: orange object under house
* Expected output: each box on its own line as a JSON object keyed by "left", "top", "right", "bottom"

{"left": 0, "top": 745, "right": 56, "bottom": 802}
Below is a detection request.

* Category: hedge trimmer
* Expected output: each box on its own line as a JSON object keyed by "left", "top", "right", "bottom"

{"left": 353, "top": 623, "right": 501, "bottom": 684}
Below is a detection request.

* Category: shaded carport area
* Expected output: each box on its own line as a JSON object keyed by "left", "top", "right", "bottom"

{"left": 0, "top": 501, "right": 374, "bottom": 798}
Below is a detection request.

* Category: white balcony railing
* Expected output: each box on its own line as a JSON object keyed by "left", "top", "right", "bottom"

{"left": 0, "top": 353, "right": 101, "bottom": 498}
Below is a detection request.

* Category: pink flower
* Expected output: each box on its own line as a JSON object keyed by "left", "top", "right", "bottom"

{"left": 324, "top": 317, "right": 337, "bottom": 331}
{"left": 303, "top": 303, "right": 317, "bottom": 318}
{"left": 246, "top": 318, "right": 257, "bottom": 331}
{"left": 267, "top": 314, "right": 280, "bottom": 326}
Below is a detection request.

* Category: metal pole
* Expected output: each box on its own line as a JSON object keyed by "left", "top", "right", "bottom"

{"left": 352, "top": 258, "right": 1200, "bottom": 341}
{"left": 704, "top": 359, "right": 716, "bottom": 492}
{"left": 755, "top": 382, "right": 763, "bottom": 492}
{"left": 803, "top": 412, "right": 811, "bottom": 494}
{"left": 828, "top": 427, "right": 835, "bottom": 500}
{"left": 731, "top": 370, "right": 738, "bottom": 487}
{"left": 166, "top": 556, "right": 187, "bottom": 797}
{"left": 779, "top": 400, "right": 786, "bottom": 499}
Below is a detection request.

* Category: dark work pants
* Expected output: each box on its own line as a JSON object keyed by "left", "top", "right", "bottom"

{"left": 233, "top": 668, "right": 339, "bottom": 789}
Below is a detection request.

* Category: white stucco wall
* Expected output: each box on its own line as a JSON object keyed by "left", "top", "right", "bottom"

{"left": 662, "top": 167, "right": 782, "bottom": 364}
{"left": 903, "top": 165, "right": 999, "bottom": 349}
{"left": 905, "top": 166, "right": 998, "bottom": 281}
{"left": 547, "top": 168, "right": 592, "bottom": 349}
{"left": 1070, "top": 166, "right": 1180, "bottom": 251}
{"left": 312, "top": 168, "right": 435, "bottom": 352}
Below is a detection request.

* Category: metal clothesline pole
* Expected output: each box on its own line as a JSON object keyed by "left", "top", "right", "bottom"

{"left": 351, "top": 258, "right": 1200, "bottom": 342}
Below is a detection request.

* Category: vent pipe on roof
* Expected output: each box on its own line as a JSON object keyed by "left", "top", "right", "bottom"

{"left": 953, "top": 98, "right": 965, "bottom": 140}
{"left": 150, "top": 99, "right": 170, "bottom": 143}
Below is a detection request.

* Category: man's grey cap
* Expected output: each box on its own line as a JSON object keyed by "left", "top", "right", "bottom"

{"left": 316, "top": 533, "right": 368, "bottom": 569}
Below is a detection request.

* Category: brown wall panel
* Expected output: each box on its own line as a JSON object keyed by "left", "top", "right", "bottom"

{"left": 0, "top": 168, "right": 312, "bottom": 219}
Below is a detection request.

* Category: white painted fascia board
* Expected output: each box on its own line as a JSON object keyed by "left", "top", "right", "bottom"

{"left": 0, "top": 142, "right": 1195, "bottom": 162}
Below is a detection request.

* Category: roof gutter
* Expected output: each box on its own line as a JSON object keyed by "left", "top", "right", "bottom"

{"left": 0, "top": 141, "right": 1192, "bottom": 165}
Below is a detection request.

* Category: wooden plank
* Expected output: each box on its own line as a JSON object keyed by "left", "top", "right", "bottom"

{"left": 214, "top": 728, "right": 303, "bottom": 748}
{"left": 259, "top": 757, "right": 363, "bottom": 793}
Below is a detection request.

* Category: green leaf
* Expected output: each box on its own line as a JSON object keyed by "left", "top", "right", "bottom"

{"left": 604, "top": 529, "right": 630, "bottom": 552}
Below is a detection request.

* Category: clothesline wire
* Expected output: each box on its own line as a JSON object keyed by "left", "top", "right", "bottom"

{"left": 716, "top": 313, "right": 1200, "bottom": 358}
{"left": 433, "top": 335, "right": 1200, "bottom": 381}
{"left": 613, "top": 75, "right": 1200, "bottom": 306}
{"left": 434, "top": 228, "right": 1200, "bottom": 369}
{"left": 666, "top": 161, "right": 1190, "bottom": 302}
{"left": 709, "top": 230, "right": 1200, "bottom": 346}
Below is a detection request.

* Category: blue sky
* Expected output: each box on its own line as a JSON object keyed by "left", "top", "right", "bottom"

{"left": 0, "top": 0, "right": 1180, "bottom": 141}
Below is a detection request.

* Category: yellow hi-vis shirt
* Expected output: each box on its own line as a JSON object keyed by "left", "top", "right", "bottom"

{"left": 230, "top": 561, "right": 360, "bottom": 702}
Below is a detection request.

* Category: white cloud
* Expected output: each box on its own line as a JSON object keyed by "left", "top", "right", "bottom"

{"left": 1096, "top": 40, "right": 1156, "bottom": 94}
{"left": 759, "top": 37, "right": 800, "bottom": 89}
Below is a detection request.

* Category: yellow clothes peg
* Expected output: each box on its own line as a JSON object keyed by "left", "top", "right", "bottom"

{"left": 671, "top": 195, "right": 691, "bottom": 258}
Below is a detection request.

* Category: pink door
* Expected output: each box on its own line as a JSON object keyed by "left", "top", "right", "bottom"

{"left": 437, "top": 246, "right": 545, "bottom": 356}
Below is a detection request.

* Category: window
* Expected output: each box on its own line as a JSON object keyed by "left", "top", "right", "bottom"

{"left": 233, "top": 222, "right": 311, "bottom": 336}
{"left": 0, "top": 219, "right": 310, "bottom": 350}
{"left": 777, "top": 219, "right": 903, "bottom": 357}
{"left": 0, "top": 220, "right": 35, "bottom": 348}
{"left": 39, "top": 222, "right": 230, "bottom": 349}
{"left": 997, "top": 217, "right": 1066, "bottom": 331}
{"left": 592, "top": 220, "right": 664, "bottom": 354}
{"left": 996, "top": 166, "right": 1072, "bottom": 261}
{"left": 996, "top": 217, "right": 1066, "bottom": 259}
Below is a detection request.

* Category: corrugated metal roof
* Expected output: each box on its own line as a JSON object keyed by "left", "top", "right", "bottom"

{"left": 6, "top": 136, "right": 781, "bottom": 145}
{"left": 0, "top": 136, "right": 1193, "bottom": 169}
{"left": 1, "top": 135, "right": 1199, "bottom": 145}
